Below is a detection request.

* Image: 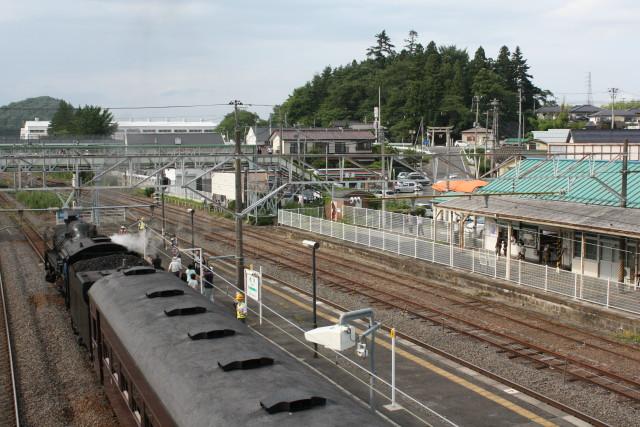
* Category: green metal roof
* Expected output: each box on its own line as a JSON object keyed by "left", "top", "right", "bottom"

{"left": 502, "top": 138, "right": 531, "bottom": 145}
{"left": 479, "top": 158, "right": 640, "bottom": 208}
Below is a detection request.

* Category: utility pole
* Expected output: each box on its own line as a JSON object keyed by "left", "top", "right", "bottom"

{"left": 490, "top": 99, "right": 500, "bottom": 176}
{"left": 473, "top": 95, "right": 480, "bottom": 179}
{"left": 517, "top": 87, "right": 523, "bottom": 140}
{"left": 230, "top": 100, "right": 245, "bottom": 294}
{"left": 618, "top": 138, "right": 629, "bottom": 284}
{"left": 608, "top": 88, "right": 619, "bottom": 130}
{"left": 377, "top": 87, "right": 386, "bottom": 226}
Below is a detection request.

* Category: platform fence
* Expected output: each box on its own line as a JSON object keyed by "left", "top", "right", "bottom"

{"left": 278, "top": 209, "right": 640, "bottom": 316}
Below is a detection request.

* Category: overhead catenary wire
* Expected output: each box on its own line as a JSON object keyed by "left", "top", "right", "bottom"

{"left": 0, "top": 102, "right": 277, "bottom": 111}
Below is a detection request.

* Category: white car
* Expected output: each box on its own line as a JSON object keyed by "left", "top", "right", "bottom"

{"left": 405, "top": 172, "right": 431, "bottom": 186}
{"left": 394, "top": 181, "right": 423, "bottom": 193}
{"left": 371, "top": 190, "right": 395, "bottom": 198}
{"left": 397, "top": 172, "right": 410, "bottom": 180}
{"left": 454, "top": 140, "right": 469, "bottom": 147}
{"left": 464, "top": 216, "right": 485, "bottom": 234}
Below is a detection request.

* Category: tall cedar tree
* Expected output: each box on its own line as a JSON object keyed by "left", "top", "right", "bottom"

{"left": 366, "top": 30, "right": 396, "bottom": 61}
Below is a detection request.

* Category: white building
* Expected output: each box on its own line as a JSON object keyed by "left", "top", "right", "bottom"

{"left": 20, "top": 118, "right": 50, "bottom": 139}
{"left": 19, "top": 118, "right": 218, "bottom": 140}
{"left": 114, "top": 119, "right": 218, "bottom": 140}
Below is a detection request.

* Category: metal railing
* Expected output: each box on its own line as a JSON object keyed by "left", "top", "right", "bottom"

{"left": 278, "top": 209, "right": 640, "bottom": 315}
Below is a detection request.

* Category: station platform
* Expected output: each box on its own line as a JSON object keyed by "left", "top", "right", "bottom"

{"left": 212, "top": 273, "right": 592, "bottom": 427}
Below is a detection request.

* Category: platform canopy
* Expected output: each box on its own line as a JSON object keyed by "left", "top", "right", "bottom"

{"left": 439, "top": 196, "right": 640, "bottom": 239}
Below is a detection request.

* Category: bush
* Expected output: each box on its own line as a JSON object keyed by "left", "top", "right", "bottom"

{"left": 143, "top": 187, "right": 155, "bottom": 197}
{"left": 16, "top": 191, "right": 62, "bottom": 209}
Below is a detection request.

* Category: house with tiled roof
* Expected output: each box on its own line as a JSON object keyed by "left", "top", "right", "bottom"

{"left": 270, "top": 128, "right": 375, "bottom": 155}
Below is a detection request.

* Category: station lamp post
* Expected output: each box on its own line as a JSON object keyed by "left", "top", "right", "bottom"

{"left": 302, "top": 239, "right": 320, "bottom": 357}
{"left": 187, "top": 208, "right": 195, "bottom": 249}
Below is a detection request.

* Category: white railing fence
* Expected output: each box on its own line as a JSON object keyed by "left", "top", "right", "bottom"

{"left": 278, "top": 209, "right": 640, "bottom": 316}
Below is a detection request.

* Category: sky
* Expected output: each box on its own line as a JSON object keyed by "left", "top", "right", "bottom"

{"left": 2, "top": 0, "right": 639, "bottom": 123}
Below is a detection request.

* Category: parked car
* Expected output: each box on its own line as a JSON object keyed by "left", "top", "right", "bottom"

{"left": 371, "top": 189, "right": 396, "bottom": 198}
{"left": 394, "top": 181, "right": 423, "bottom": 193}
{"left": 464, "top": 216, "right": 485, "bottom": 235}
{"left": 397, "top": 171, "right": 410, "bottom": 180}
{"left": 454, "top": 140, "right": 468, "bottom": 147}
{"left": 302, "top": 189, "right": 322, "bottom": 202}
{"left": 405, "top": 172, "right": 431, "bottom": 185}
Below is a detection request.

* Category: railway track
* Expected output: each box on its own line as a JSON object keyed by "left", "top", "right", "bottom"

{"left": 0, "top": 194, "right": 21, "bottom": 426}
{"left": 107, "top": 191, "right": 640, "bottom": 405}
{"left": 102, "top": 192, "right": 610, "bottom": 427}
{"left": 0, "top": 268, "right": 20, "bottom": 426}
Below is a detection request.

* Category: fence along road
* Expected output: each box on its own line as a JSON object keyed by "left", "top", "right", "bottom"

{"left": 278, "top": 208, "right": 640, "bottom": 316}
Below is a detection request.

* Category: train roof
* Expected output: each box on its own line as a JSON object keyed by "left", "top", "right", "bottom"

{"left": 89, "top": 269, "right": 388, "bottom": 427}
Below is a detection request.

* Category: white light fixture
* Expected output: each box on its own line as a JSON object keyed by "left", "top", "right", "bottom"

{"left": 302, "top": 240, "right": 320, "bottom": 249}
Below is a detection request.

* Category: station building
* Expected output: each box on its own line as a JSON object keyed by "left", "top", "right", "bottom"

{"left": 437, "top": 158, "right": 640, "bottom": 284}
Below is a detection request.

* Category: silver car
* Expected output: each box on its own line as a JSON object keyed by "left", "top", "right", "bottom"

{"left": 394, "top": 181, "right": 423, "bottom": 193}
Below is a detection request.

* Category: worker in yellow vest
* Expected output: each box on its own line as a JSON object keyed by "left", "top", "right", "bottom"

{"left": 235, "top": 292, "right": 247, "bottom": 323}
{"left": 138, "top": 217, "right": 146, "bottom": 231}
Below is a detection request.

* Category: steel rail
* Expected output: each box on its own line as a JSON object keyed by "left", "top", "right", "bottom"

{"left": 0, "top": 269, "right": 20, "bottom": 426}
{"left": 153, "top": 214, "right": 611, "bottom": 427}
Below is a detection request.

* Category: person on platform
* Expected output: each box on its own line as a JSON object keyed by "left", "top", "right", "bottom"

{"left": 185, "top": 263, "right": 197, "bottom": 281}
{"left": 187, "top": 273, "right": 199, "bottom": 291}
{"left": 235, "top": 292, "right": 247, "bottom": 323}
{"left": 517, "top": 240, "right": 525, "bottom": 260}
{"left": 152, "top": 254, "right": 163, "bottom": 270}
{"left": 200, "top": 264, "right": 214, "bottom": 301}
{"left": 416, "top": 214, "right": 424, "bottom": 236}
{"left": 542, "top": 244, "right": 550, "bottom": 265}
{"left": 168, "top": 256, "right": 182, "bottom": 277}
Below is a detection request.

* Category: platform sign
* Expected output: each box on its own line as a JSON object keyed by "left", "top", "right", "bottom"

{"left": 244, "top": 268, "right": 261, "bottom": 302}
{"left": 244, "top": 267, "right": 263, "bottom": 325}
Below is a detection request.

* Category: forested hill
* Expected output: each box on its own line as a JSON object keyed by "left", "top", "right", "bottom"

{"left": 0, "top": 96, "right": 62, "bottom": 137}
{"left": 275, "top": 31, "right": 551, "bottom": 141}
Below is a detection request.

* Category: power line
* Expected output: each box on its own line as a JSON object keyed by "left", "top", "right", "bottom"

{"left": 0, "top": 102, "right": 276, "bottom": 111}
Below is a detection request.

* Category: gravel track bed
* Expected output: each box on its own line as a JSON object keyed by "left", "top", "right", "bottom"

{"left": 0, "top": 213, "right": 117, "bottom": 427}
{"left": 198, "top": 222, "right": 640, "bottom": 427}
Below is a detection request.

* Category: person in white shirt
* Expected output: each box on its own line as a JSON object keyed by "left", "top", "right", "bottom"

{"left": 168, "top": 256, "right": 182, "bottom": 277}
{"left": 187, "top": 273, "right": 199, "bottom": 291}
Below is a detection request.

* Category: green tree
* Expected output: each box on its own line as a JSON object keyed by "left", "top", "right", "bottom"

{"left": 215, "top": 110, "right": 266, "bottom": 141}
{"left": 48, "top": 103, "right": 116, "bottom": 136}
{"left": 366, "top": 30, "right": 396, "bottom": 61}
{"left": 48, "top": 100, "right": 75, "bottom": 136}
{"left": 403, "top": 30, "right": 419, "bottom": 55}
{"left": 275, "top": 36, "right": 547, "bottom": 141}
{"left": 494, "top": 46, "right": 515, "bottom": 89}
{"left": 72, "top": 106, "right": 117, "bottom": 136}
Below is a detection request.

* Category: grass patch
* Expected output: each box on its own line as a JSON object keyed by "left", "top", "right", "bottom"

{"left": 475, "top": 291, "right": 493, "bottom": 298}
{"left": 16, "top": 191, "right": 62, "bottom": 209}
{"left": 615, "top": 330, "right": 640, "bottom": 344}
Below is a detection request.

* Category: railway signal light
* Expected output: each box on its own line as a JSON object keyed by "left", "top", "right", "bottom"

{"left": 153, "top": 192, "right": 161, "bottom": 206}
